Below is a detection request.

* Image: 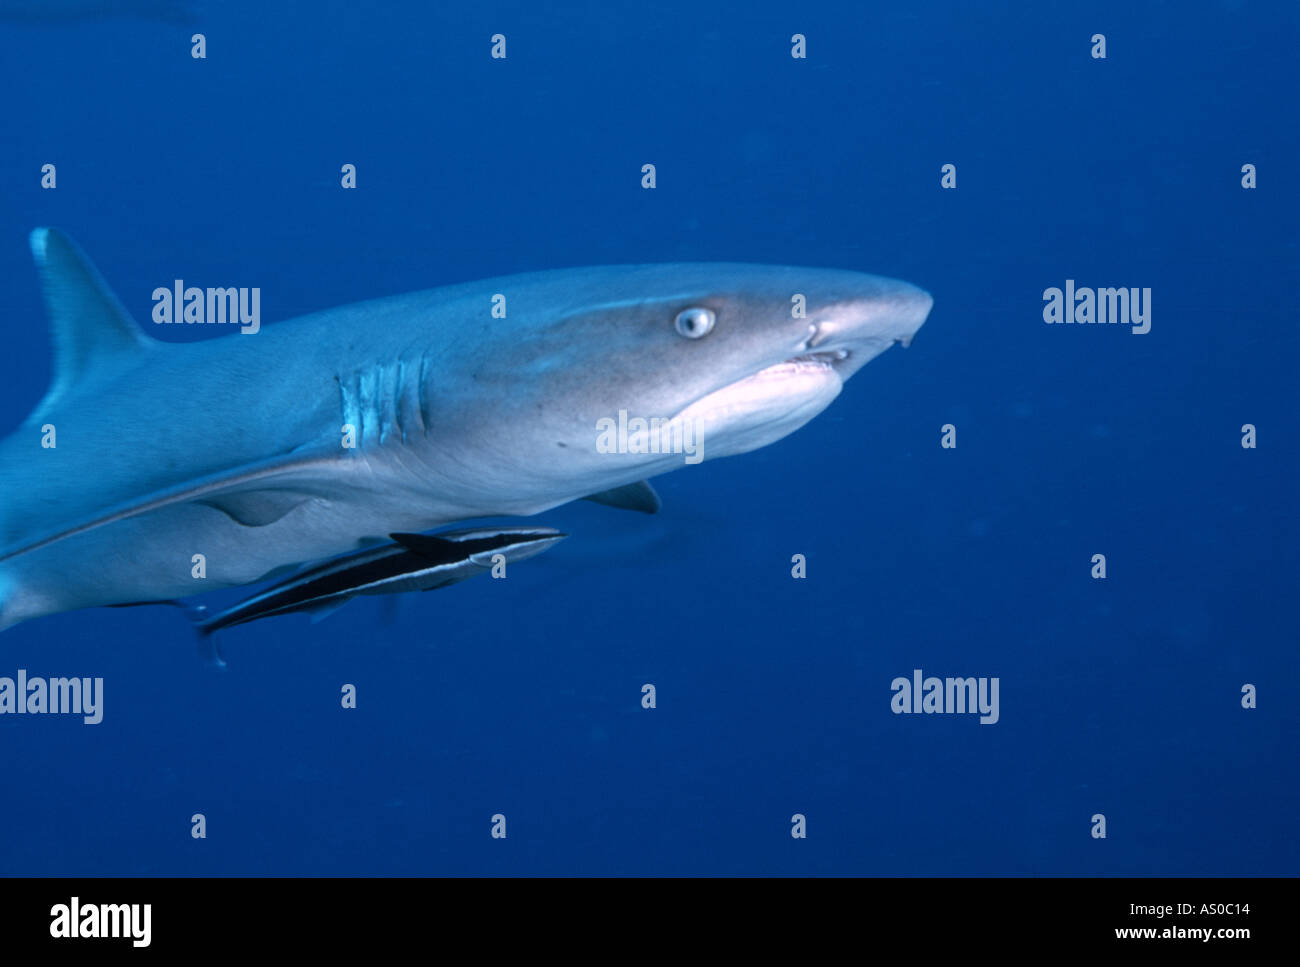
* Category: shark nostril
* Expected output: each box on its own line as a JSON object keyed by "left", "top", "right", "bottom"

{"left": 801, "top": 323, "right": 828, "bottom": 351}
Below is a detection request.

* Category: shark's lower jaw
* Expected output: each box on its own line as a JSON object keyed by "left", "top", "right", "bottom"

{"left": 671, "top": 351, "right": 848, "bottom": 461}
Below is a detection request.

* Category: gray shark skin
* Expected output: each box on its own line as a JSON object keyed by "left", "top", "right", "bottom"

{"left": 0, "top": 229, "right": 932, "bottom": 631}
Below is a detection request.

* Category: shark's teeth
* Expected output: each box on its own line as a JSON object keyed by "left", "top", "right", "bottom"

{"left": 791, "top": 349, "right": 850, "bottom": 364}
{"left": 752, "top": 349, "right": 850, "bottom": 380}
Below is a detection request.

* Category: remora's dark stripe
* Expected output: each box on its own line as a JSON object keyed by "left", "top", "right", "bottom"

{"left": 392, "top": 533, "right": 522, "bottom": 561}
{"left": 227, "top": 533, "right": 513, "bottom": 618}
{"left": 280, "top": 533, "right": 519, "bottom": 603}
{"left": 205, "top": 550, "right": 421, "bottom": 631}
{"left": 198, "top": 530, "right": 543, "bottom": 633}
{"left": 203, "top": 557, "right": 459, "bottom": 633}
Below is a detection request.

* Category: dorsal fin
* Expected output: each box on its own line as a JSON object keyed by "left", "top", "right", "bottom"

{"left": 27, "top": 228, "right": 156, "bottom": 422}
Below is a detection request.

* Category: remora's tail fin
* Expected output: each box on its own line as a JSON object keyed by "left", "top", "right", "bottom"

{"left": 25, "top": 228, "right": 158, "bottom": 426}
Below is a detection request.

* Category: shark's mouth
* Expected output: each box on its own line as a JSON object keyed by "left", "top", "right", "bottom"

{"left": 753, "top": 348, "right": 852, "bottom": 379}
{"left": 671, "top": 348, "right": 849, "bottom": 460}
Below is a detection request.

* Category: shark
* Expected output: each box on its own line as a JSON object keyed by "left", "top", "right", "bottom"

{"left": 0, "top": 229, "right": 932, "bottom": 632}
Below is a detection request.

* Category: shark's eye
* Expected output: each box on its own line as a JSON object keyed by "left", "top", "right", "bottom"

{"left": 674, "top": 307, "right": 715, "bottom": 339}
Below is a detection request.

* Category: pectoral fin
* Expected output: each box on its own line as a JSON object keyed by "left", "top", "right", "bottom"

{"left": 197, "top": 490, "right": 315, "bottom": 527}
{"left": 583, "top": 480, "right": 661, "bottom": 514}
{"left": 0, "top": 452, "right": 352, "bottom": 563}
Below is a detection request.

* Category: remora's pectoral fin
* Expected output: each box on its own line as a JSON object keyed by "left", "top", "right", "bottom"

{"left": 583, "top": 480, "right": 661, "bottom": 514}
{"left": 197, "top": 632, "right": 228, "bottom": 669}
{"left": 0, "top": 453, "right": 351, "bottom": 564}
{"left": 27, "top": 228, "right": 158, "bottom": 424}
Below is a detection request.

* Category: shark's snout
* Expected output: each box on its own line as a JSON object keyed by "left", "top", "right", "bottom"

{"left": 798, "top": 279, "right": 933, "bottom": 381}
{"left": 845, "top": 280, "right": 933, "bottom": 347}
{"left": 890, "top": 284, "right": 934, "bottom": 348}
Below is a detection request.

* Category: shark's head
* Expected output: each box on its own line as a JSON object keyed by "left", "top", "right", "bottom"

{"left": 427, "top": 262, "right": 932, "bottom": 512}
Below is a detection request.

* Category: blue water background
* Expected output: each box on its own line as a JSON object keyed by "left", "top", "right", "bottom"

{"left": 0, "top": 1, "right": 1296, "bottom": 873}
